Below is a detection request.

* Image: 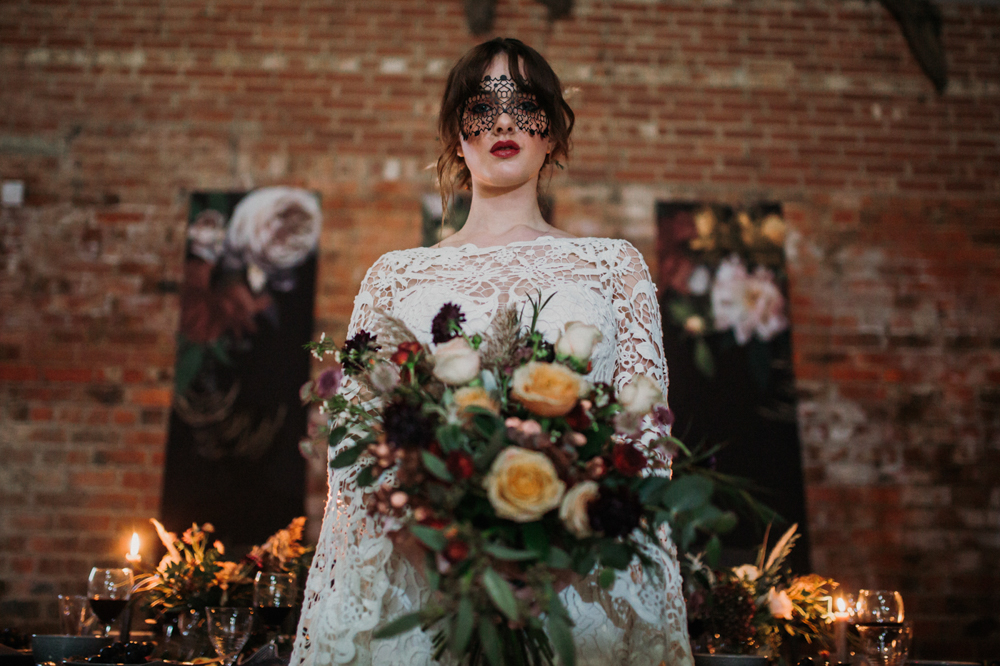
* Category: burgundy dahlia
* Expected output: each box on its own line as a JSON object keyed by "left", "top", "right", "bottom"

{"left": 587, "top": 487, "right": 642, "bottom": 538}
{"left": 382, "top": 398, "right": 436, "bottom": 450}
{"left": 431, "top": 303, "right": 466, "bottom": 344}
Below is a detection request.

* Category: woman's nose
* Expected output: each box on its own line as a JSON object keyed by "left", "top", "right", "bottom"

{"left": 494, "top": 109, "right": 515, "bottom": 133}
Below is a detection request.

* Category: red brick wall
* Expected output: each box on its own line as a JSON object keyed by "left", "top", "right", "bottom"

{"left": 1, "top": 0, "right": 998, "bottom": 658}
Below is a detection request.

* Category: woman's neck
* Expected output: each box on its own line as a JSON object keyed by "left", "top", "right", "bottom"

{"left": 455, "top": 176, "right": 552, "bottom": 243}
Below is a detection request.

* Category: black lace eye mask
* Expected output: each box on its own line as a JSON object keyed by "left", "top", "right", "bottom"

{"left": 460, "top": 75, "right": 550, "bottom": 140}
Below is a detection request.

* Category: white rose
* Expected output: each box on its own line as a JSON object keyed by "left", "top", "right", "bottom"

{"left": 559, "top": 481, "right": 600, "bottom": 538}
{"left": 767, "top": 587, "right": 794, "bottom": 620}
{"left": 225, "top": 187, "right": 321, "bottom": 273}
{"left": 733, "top": 564, "right": 760, "bottom": 582}
{"left": 618, "top": 374, "right": 664, "bottom": 414}
{"left": 555, "top": 322, "right": 603, "bottom": 362}
{"left": 484, "top": 447, "right": 566, "bottom": 522}
{"left": 432, "top": 337, "right": 481, "bottom": 385}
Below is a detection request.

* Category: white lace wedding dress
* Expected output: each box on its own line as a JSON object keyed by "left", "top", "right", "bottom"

{"left": 291, "top": 237, "right": 694, "bottom": 666}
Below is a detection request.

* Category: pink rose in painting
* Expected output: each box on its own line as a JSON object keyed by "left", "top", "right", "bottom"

{"left": 710, "top": 255, "right": 788, "bottom": 345}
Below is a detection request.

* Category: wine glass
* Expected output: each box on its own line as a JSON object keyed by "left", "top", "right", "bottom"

{"left": 253, "top": 572, "right": 297, "bottom": 655}
{"left": 855, "top": 589, "right": 910, "bottom": 666}
{"left": 87, "top": 568, "right": 133, "bottom": 637}
{"left": 206, "top": 607, "right": 254, "bottom": 666}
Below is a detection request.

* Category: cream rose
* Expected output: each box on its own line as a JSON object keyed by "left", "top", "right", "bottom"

{"left": 555, "top": 322, "right": 603, "bottom": 362}
{"left": 484, "top": 447, "right": 566, "bottom": 522}
{"left": 559, "top": 480, "right": 599, "bottom": 538}
{"left": 432, "top": 337, "right": 480, "bottom": 385}
{"left": 453, "top": 386, "right": 499, "bottom": 420}
{"left": 511, "top": 361, "right": 588, "bottom": 417}
{"left": 766, "top": 587, "right": 793, "bottom": 620}
{"left": 618, "top": 374, "right": 664, "bottom": 414}
{"left": 733, "top": 564, "right": 761, "bottom": 582}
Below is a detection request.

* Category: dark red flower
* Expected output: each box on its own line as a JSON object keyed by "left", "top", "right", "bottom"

{"left": 431, "top": 303, "right": 466, "bottom": 344}
{"left": 611, "top": 442, "right": 647, "bottom": 476}
{"left": 564, "top": 402, "right": 592, "bottom": 431}
{"left": 443, "top": 538, "right": 470, "bottom": 563}
{"left": 587, "top": 487, "right": 642, "bottom": 538}
{"left": 428, "top": 441, "right": 444, "bottom": 458}
{"left": 391, "top": 341, "right": 423, "bottom": 365}
{"left": 446, "top": 450, "right": 476, "bottom": 480}
{"left": 420, "top": 516, "right": 448, "bottom": 530}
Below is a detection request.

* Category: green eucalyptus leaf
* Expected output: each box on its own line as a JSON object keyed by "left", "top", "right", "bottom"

{"left": 483, "top": 543, "right": 538, "bottom": 561}
{"left": 326, "top": 425, "right": 349, "bottom": 448}
{"left": 598, "top": 568, "right": 616, "bottom": 589}
{"left": 329, "top": 442, "right": 366, "bottom": 469}
{"left": 355, "top": 465, "right": 376, "bottom": 488}
{"left": 482, "top": 567, "right": 519, "bottom": 621}
{"left": 522, "top": 522, "right": 549, "bottom": 557}
{"left": 546, "top": 613, "right": 575, "bottom": 666}
{"left": 546, "top": 547, "right": 572, "bottom": 569}
{"left": 478, "top": 618, "right": 503, "bottom": 666}
{"left": 421, "top": 450, "right": 454, "bottom": 482}
{"left": 662, "top": 475, "right": 714, "bottom": 513}
{"left": 598, "top": 542, "right": 631, "bottom": 570}
{"left": 372, "top": 611, "right": 423, "bottom": 639}
{"left": 450, "top": 596, "right": 475, "bottom": 655}
{"left": 410, "top": 525, "right": 446, "bottom": 552}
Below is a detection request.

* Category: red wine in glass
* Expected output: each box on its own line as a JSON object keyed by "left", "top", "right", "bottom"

{"left": 254, "top": 605, "right": 293, "bottom": 629}
{"left": 89, "top": 598, "right": 128, "bottom": 626}
{"left": 253, "top": 572, "right": 297, "bottom": 655}
{"left": 87, "top": 568, "right": 133, "bottom": 638}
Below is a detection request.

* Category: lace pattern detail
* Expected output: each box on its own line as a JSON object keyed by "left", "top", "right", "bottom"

{"left": 291, "top": 237, "right": 693, "bottom": 666}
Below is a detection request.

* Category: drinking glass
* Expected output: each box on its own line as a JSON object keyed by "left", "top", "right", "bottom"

{"left": 58, "top": 594, "right": 95, "bottom": 635}
{"left": 253, "top": 572, "right": 297, "bottom": 654}
{"left": 87, "top": 568, "right": 133, "bottom": 637}
{"left": 206, "top": 607, "right": 254, "bottom": 666}
{"left": 855, "top": 589, "right": 909, "bottom": 666}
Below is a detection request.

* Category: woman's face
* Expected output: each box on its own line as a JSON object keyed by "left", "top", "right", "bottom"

{"left": 457, "top": 56, "right": 553, "bottom": 192}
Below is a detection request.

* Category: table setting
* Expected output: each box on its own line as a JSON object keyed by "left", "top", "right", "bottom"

{"left": 0, "top": 518, "right": 311, "bottom": 666}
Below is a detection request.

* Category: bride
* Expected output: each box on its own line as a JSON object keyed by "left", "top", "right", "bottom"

{"left": 290, "top": 38, "right": 694, "bottom": 666}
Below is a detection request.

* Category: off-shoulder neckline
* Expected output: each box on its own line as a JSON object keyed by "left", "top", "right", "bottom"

{"left": 410, "top": 235, "right": 626, "bottom": 255}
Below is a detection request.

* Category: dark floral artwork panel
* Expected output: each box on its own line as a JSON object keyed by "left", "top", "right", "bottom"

{"left": 161, "top": 188, "right": 320, "bottom": 551}
{"left": 657, "top": 201, "right": 810, "bottom": 571}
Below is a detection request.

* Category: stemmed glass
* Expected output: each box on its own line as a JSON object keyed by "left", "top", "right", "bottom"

{"left": 206, "top": 607, "right": 254, "bottom": 666}
{"left": 253, "top": 573, "right": 297, "bottom": 656}
{"left": 87, "top": 568, "right": 134, "bottom": 637}
{"left": 855, "top": 589, "right": 910, "bottom": 666}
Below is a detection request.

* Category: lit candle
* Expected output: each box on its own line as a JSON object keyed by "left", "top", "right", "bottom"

{"left": 125, "top": 532, "right": 142, "bottom": 566}
{"left": 833, "top": 595, "right": 850, "bottom": 665}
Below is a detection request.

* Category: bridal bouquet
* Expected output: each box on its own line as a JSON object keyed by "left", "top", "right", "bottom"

{"left": 303, "top": 296, "right": 731, "bottom": 666}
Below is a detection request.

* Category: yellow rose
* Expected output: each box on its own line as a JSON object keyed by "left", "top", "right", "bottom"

{"left": 484, "top": 447, "right": 566, "bottom": 522}
{"left": 511, "top": 361, "right": 587, "bottom": 417}
{"left": 559, "top": 480, "right": 599, "bottom": 538}
{"left": 453, "top": 386, "right": 499, "bottom": 421}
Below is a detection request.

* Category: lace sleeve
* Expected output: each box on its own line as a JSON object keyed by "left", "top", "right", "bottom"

{"left": 291, "top": 254, "right": 415, "bottom": 666}
{"left": 610, "top": 242, "right": 673, "bottom": 476}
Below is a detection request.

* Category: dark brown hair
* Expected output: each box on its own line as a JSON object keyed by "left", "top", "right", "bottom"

{"left": 436, "top": 38, "right": 575, "bottom": 216}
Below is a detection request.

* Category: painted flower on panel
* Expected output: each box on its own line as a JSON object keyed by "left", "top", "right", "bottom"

{"left": 710, "top": 255, "right": 788, "bottom": 345}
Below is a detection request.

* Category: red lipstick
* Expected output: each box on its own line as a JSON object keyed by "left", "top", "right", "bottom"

{"left": 490, "top": 140, "right": 520, "bottom": 158}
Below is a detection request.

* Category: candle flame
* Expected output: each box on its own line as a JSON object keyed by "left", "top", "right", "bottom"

{"left": 129, "top": 532, "right": 140, "bottom": 558}
{"left": 836, "top": 597, "right": 847, "bottom": 613}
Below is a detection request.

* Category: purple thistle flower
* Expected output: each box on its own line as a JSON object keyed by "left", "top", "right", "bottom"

{"left": 431, "top": 303, "right": 466, "bottom": 344}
